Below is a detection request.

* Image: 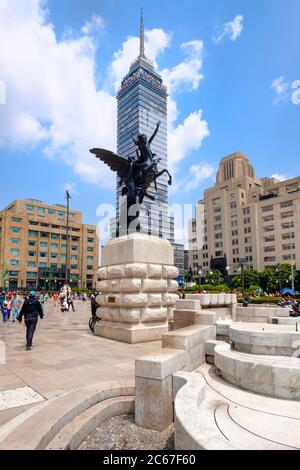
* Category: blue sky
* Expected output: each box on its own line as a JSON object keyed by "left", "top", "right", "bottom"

{"left": 0, "top": 0, "right": 299, "bottom": 243}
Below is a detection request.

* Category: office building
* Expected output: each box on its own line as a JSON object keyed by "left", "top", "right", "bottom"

{"left": 0, "top": 199, "right": 99, "bottom": 290}
{"left": 113, "top": 10, "right": 174, "bottom": 242}
{"left": 188, "top": 152, "right": 300, "bottom": 280}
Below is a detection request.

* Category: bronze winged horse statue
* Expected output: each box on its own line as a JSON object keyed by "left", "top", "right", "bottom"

{"left": 90, "top": 121, "right": 172, "bottom": 235}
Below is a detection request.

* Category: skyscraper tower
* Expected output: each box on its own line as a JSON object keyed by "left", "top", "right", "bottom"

{"left": 113, "top": 9, "right": 174, "bottom": 242}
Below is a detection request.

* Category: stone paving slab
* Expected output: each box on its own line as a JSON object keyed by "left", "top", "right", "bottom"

{"left": 0, "top": 386, "right": 45, "bottom": 411}
{"left": 0, "top": 302, "right": 160, "bottom": 427}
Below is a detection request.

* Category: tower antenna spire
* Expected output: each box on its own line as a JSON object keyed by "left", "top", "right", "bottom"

{"left": 139, "top": 7, "right": 145, "bottom": 58}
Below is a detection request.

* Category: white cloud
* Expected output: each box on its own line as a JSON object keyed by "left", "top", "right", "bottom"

{"left": 0, "top": 0, "right": 117, "bottom": 186}
{"left": 0, "top": 0, "right": 210, "bottom": 192}
{"left": 63, "top": 182, "right": 78, "bottom": 194}
{"left": 161, "top": 40, "right": 204, "bottom": 94}
{"left": 170, "top": 161, "right": 215, "bottom": 195}
{"left": 271, "top": 173, "right": 288, "bottom": 182}
{"left": 168, "top": 111, "right": 209, "bottom": 173}
{"left": 186, "top": 163, "right": 215, "bottom": 191}
{"left": 213, "top": 15, "right": 244, "bottom": 44}
{"left": 81, "top": 14, "right": 105, "bottom": 35}
{"left": 271, "top": 76, "right": 291, "bottom": 103}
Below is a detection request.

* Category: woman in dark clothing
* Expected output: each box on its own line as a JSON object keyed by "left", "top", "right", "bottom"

{"left": 18, "top": 290, "right": 43, "bottom": 351}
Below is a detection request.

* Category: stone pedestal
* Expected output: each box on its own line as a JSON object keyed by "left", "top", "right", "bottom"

{"left": 94, "top": 233, "right": 179, "bottom": 343}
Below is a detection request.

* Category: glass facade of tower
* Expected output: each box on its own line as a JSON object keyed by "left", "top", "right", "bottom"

{"left": 112, "top": 55, "right": 174, "bottom": 242}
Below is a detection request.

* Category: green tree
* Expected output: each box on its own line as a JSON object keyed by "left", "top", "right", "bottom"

{"left": 243, "top": 268, "right": 259, "bottom": 289}
{"left": 231, "top": 276, "right": 242, "bottom": 288}
{"left": 0, "top": 262, "right": 8, "bottom": 291}
{"left": 206, "top": 269, "right": 224, "bottom": 286}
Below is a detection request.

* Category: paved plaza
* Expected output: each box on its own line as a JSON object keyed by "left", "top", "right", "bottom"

{"left": 0, "top": 301, "right": 160, "bottom": 428}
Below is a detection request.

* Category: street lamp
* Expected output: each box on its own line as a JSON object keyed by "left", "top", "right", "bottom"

{"left": 275, "top": 268, "right": 281, "bottom": 290}
{"left": 198, "top": 269, "right": 202, "bottom": 288}
{"left": 226, "top": 266, "right": 230, "bottom": 286}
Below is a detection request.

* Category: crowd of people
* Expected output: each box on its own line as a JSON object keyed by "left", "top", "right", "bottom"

{"left": 0, "top": 289, "right": 96, "bottom": 350}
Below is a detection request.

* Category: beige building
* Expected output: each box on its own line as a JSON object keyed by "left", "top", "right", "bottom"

{"left": 188, "top": 152, "right": 300, "bottom": 279}
{"left": 0, "top": 199, "right": 99, "bottom": 290}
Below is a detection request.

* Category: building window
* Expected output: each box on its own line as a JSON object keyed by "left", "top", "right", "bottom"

{"left": 51, "top": 233, "right": 59, "bottom": 239}
{"left": 282, "top": 243, "right": 295, "bottom": 251}
{"left": 27, "top": 205, "right": 34, "bottom": 211}
{"left": 40, "top": 232, "right": 48, "bottom": 238}
{"left": 27, "top": 261, "right": 36, "bottom": 267}
{"left": 283, "top": 254, "right": 296, "bottom": 261}
{"left": 87, "top": 237, "right": 94, "bottom": 243}
{"left": 263, "top": 225, "right": 274, "bottom": 233}
{"left": 281, "top": 211, "right": 294, "bottom": 219}
{"left": 12, "top": 227, "right": 21, "bottom": 233}
{"left": 262, "top": 215, "right": 274, "bottom": 222}
{"left": 10, "top": 260, "right": 20, "bottom": 266}
{"left": 71, "top": 255, "right": 78, "bottom": 260}
{"left": 38, "top": 207, "right": 45, "bottom": 214}
{"left": 40, "top": 252, "right": 47, "bottom": 258}
{"left": 51, "top": 243, "right": 58, "bottom": 249}
{"left": 282, "top": 222, "right": 294, "bottom": 229}
{"left": 264, "top": 256, "right": 276, "bottom": 262}
{"left": 61, "top": 254, "right": 67, "bottom": 260}
{"left": 11, "top": 248, "right": 20, "bottom": 256}
{"left": 280, "top": 201, "right": 293, "bottom": 209}
{"left": 27, "top": 271, "right": 37, "bottom": 278}
{"left": 263, "top": 236, "right": 275, "bottom": 243}
{"left": 39, "top": 262, "right": 47, "bottom": 268}
{"left": 40, "top": 242, "right": 47, "bottom": 247}
{"left": 262, "top": 205, "right": 273, "bottom": 212}
{"left": 87, "top": 255, "right": 93, "bottom": 261}
{"left": 51, "top": 253, "right": 57, "bottom": 258}
{"left": 28, "top": 251, "right": 36, "bottom": 257}
{"left": 71, "top": 264, "right": 78, "bottom": 269}
{"left": 282, "top": 232, "right": 295, "bottom": 240}
{"left": 28, "top": 230, "right": 38, "bottom": 237}
{"left": 87, "top": 229, "right": 95, "bottom": 234}
{"left": 87, "top": 247, "right": 94, "bottom": 252}
{"left": 11, "top": 238, "right": 20, "bottom": 244}
{"left": 48, "top": 209, "right": 55, "bottom": 214}
{"left": 11, "top": 217, "right": 22, "bottom": 222}
{"left": 264, "top": 246, "right": 275, "bottom": 252}
{"left": 87, "top": 265, "right": 93, "bottom": 270}
{"left": 71, "top": 246, "right": 78, "bottom": 251}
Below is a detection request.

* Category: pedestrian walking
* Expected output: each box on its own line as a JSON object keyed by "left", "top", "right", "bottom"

{"left": 6, "top": 295, "right": 12, "bottom": 320}
{"left": 90, "top": 292, "right": 99, "bottom": 317}
{"left": 0, "top": 291, "right": 5, "bottom": 311}
{"left": 17, "top": 290, "right": 43, "bottom": 351}
{"left": 2, "top": 301, "right": 9, "bottom": 322}
{"left": 67, "top": 293, "right": 75, "bottom": 312}
{"left": 11, "top": 291, "right": 21, "bottom": 322}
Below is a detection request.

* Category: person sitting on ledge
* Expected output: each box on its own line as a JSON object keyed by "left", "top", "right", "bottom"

{"left": 243, "top": 293, "right": 251, "bottom": 307}
{"left": 278, "top": 293, "right": 300, "bottom": 317}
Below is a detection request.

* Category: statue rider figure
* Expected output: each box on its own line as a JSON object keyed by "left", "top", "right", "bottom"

{"left": 123, "top": 121, "right": 161, "bottom": 200}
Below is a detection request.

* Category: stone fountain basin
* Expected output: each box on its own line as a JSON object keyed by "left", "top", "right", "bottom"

{"left": 229, "top": 323, "right": 300, "bottom": 356}
{"left": 215, "top": 342, "right": 300, "bottom": 400}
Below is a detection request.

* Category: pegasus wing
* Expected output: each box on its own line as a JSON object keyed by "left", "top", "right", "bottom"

{"left": 90, "top": 148, "right": 130, "bottom": 179}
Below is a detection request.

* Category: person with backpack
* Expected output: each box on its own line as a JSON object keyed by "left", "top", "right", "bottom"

{"left": 17, "top": 290, "right": 43, "bottom": 351}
